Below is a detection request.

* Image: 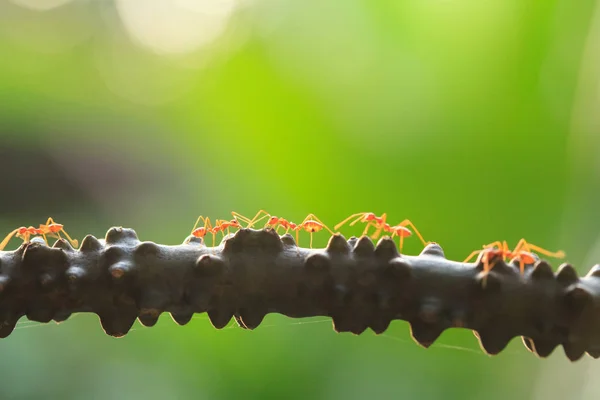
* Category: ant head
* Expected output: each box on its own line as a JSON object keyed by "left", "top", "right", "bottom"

{"left": 16, "top": 227, "right": 28, "bottom": 235}
{"left": 266, "top": 216, "right": 279, "bottom": 225}
{"left": 230, "top": 220, "right": 242, "bottom": 228}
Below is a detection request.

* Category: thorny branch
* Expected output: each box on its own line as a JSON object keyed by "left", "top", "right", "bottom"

{"left": 0, "top": 227, "right": 598, "bottom": 361}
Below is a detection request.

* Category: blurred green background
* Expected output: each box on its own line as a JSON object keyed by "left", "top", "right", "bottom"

{"left": 1, "top": 0, "right": 600, "bottom": 398}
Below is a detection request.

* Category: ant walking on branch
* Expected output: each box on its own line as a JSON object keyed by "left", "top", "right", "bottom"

{"left": 334, "top": 212, "right": 388, "bottom": 237}
{"left": 296, "top": 213, "right": 335, "bottom": 249}
{"left": 334, "top": 212, "right": 428, "bottom": 252}
{"left": 0, "top": 217, "right": 78, "bottom": 250}
{"left": 464, "top": 239, "right": 565, "bottom": 285}
{"left": 231, "top": 210, "right": 333, "bottom": 248}
{"left": 0, "top": 226, "right": 40, "bottom": 251}
{"left": 38, "top": 217, "right": 79, "bottom": 248}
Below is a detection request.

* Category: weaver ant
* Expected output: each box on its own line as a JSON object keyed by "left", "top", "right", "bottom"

{"left": 335, "top": 212, "right": 428, "bottom": 251}
{"left": 0, "top": 226, "right": 40, "bottom": 251}
{"left": 0, "top": 217, "right": 78, "bottom": 250}
{"left": 233, "top": 210, "right": 334, "bottom": 248}
{"left": 212, "top": 218, "right": 244, "bottom": 239}
{"left": 293, "top": 213, "right": 334, "bottom": 249}
{"left": 191, "top": 214, "right": 252, "bottom": 246}
{"left": 370, "top": 220, "right": 428, "bottom": 252}
{"left": 367, "top": 222, "right": 415, "bottom": 253}
{"left": 464, "top": 239, "right": 565, "bottom": 276}
{"left": 334, "top": 212, "right": 388, "bottom": 236}
{"left": 38, "top": 217, "right": 78, "bottom": 248}
{"left": 265, "top": 215, "right": 297, "bottom": 234}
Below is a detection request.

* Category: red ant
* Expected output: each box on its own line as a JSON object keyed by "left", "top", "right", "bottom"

{"left": 190, "top": 214, "right": 252, "bottom": 246}
{"left": 464, "top": 239, "right": 565, "bottom": 277}
{"left": 369, "top": 219, "right": 428, "bottom": 251}
{"left": 0, "top": 217, "right": 78, "bottom": 250}
{"left": 38, "top": 217, "right": 78, "bottom": 248}
{"left": 336, "top": 212, "right": 428, "bottom": 252}
{"left": 334, "top": 212, "right": 388, "bottom": 236}
{"left": 368, "top": 222, "right": 414, "bottom": 253}
{"left": 0, "top": 226, "right": 40, "bottom": 250}
{"left": 266, "top": 216, "right": 296, "bottom": 233}
{"left": 234, "top": 210, "right": 334, "bottom": 248}
{"left": 292, "top": 214, "right": 334, "bottom": 249}
{"left": 211, "top": 218, "right": 244, "bottom": 241}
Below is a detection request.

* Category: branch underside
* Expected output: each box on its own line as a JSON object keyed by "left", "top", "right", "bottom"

{"left": 0, "top": 227, "right": 599, "bottom": 361}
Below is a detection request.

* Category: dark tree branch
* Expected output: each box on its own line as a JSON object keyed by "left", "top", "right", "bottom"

{"left": 0, "top": 227, "right": 598, "bottom": 361}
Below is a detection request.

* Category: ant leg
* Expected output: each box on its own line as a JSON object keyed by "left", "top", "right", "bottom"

{"left": 464, "top": 249, "right": 484, "bottom": 263}
{"left": 519, "top": 258, "right": 525, "bottom": 275}
{"left": 201, "top": 218, "right": 214, "bottom": 246}
{"left": 60, "top": 228, "right": 79, "bottom": 248}
{"left": 0, "top": 229, "right": 19, "bottom": 251}
{"left": 191, "top": 215, "right": 206, "bottom": 232}
{"left": 20, "top": 232, "right": 31, "bottom": 245}
{"left": 232, "top": 212, "right": 267, "bottom": 229}
{"left": 363, "top": 222, "right": 372, "bottom": 237}
{"left": 215, "top": 220, "right": 226, "bottom": 238}
{"left": 397, "top": 219, "right": 427, "bottom": 247}
{"left": 520, "top": 241, "right": 566, "bottom": 259}
{"left": 483, "top": 241, "right": 505, "bottom": 251}
{"left": 368, "top": 213, "right": 387, "bottom": 240}
{"left": 511, "top": 239, "right": 529, "bottom": 254}
{"left": 488, "top": 255, "right": 501, "bottom": 273}
{"left": 334, "top": 213, "right": 367, "bottom": 231}
{"left": 348, "top": 214, "right": 370, "bottom": 227}
{"left": 247, "top": 210, "right": 272, "bottom": 228}
{"left": 481, "top": 253, "right": 492, "bottom": 288}
{"left": 45, "top": 233, "right": 63, "bottom": 246}
{"left": 394, "top": 233, "right": 404, "bottom": 253}
{"left": 365, "top": 221, "right": 379, "bottom": 238}
{"left": 368, "top": 223, "right": 389, "bottom": 240}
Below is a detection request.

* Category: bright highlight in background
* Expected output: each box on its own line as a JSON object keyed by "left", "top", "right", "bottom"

{"left": 116, "top": 0, "right": 240, "bottom": 55}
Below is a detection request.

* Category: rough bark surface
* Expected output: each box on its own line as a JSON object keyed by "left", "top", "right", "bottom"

{"left": 0, "top": 227, "right": 598, "bottom": 361}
